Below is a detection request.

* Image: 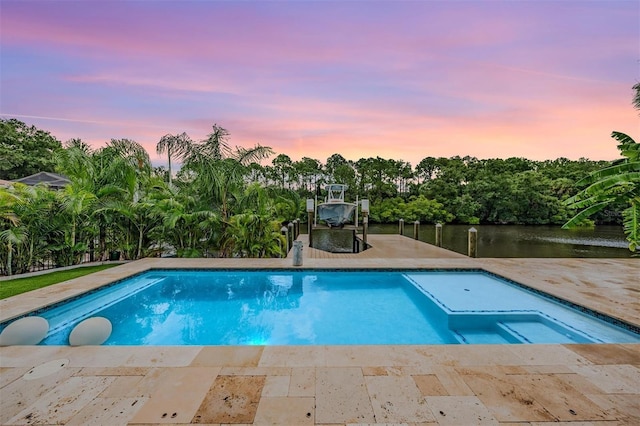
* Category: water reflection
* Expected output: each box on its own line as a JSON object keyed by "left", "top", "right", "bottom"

{"left": 367, "top": 224, "right": 631, "bottom": 258}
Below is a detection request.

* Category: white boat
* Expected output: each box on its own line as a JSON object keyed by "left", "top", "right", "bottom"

{"left": 317, "top": 184, "right": 356, "bottom": 227}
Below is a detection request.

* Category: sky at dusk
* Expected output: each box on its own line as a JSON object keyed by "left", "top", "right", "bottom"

{"left": 1, "top": 0, "right": 639, "bottom": 168}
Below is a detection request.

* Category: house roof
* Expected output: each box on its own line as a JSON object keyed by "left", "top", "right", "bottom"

{"left": 12, "top": 172, "right": 71, "bottom": 189}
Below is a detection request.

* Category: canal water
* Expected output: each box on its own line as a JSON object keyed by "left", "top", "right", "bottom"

{"left": 366, "top": 224, "right": 632, "bottom": 258}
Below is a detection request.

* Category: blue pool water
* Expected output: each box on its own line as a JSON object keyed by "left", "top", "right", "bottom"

{"left": 8, "top": 270, "right": 640, "bottom": 345}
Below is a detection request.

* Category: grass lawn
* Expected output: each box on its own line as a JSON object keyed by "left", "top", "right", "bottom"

{"left": 0, "top": 264, "right": 119, "bottom": 299}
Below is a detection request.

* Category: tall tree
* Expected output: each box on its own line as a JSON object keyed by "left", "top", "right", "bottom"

{"left": 0, "top": 119, "right": 62, "bottom": 180}
{"left": 156, "top": 132, "right": 192, "bottom": 186}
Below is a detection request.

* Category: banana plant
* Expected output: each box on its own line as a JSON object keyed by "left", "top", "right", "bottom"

{"left": 563, "top": 131, "right": 639, "bottom": 253}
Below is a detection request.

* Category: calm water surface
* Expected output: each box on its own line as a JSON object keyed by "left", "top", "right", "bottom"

{"left": 367, "top": 224, "right": 631, "bottom": 258}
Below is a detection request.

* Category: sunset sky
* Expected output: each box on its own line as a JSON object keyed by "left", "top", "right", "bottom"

{"left": 1, "top": 0, "right": 638, "bottom": 168}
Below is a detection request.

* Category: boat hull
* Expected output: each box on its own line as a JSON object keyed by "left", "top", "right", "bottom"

{"left": 318, "top": 202, "right": 356, "bottom": 227}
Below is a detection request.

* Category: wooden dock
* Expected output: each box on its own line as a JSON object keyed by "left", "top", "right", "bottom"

{"left": 292, "top": 233, "right": 466, "bottom": 259}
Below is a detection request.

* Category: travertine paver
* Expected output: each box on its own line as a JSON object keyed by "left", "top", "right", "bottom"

{"left": 67, "top": 397, "right": 146, "bottom": 425}
{"left": 192, "top": 375, "right": 266, "bottom": 424}
{"left": 191, "top": 345, "right": 263, "bottom": 367}
{"left": 585, "top": 393, "right": 640, "bottom": 423}
{"left": 569, "top": 364, "right": 640, "bottom": 393}
{"left": 365, "top": 375, "right": 435, "bottom": 423}
{"left": 430, "top": 366, "right": 475, "bottom": 396}
{"left": 424, "top": 395, "right": 499, "bottom": 425}
{"left": 261, "top": 375, "right": 290, "bottom": 397}
{"left": 456, "top": 367, "right": 554, "bottom": 422}
{"left": 253, "top": 396, "right": 315, "bottom": 425}
{"left": 122, "top": 346, "right": 203, "bottom": 367}
{"left": 505, "top": 373, "right": 615, "bottom": 422}
{"left": 412, "top": 374, "right": 449, "bottom": 396}
{"left": 128, "top": 367, "right": 220, "bottom": 424}
{"left": 568, "top": 343, "right": 640, "bottom": 365}
{"left": 6, "top": 376, "right": 115, "bottom": 425}
{"left": 315, "top": 367, "right": 375, "bottom": 424}
{"left": 0, "top": 363, "right": 80, "bottom": 423}
{"left": 289, "top": 367, "right": 316, "bottom": 397}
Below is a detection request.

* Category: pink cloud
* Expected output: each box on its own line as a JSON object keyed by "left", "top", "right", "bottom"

{"left": 2, "top": 0, "right": 637, "bottom": 170}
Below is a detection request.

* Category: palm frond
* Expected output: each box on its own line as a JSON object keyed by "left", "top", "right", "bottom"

{"left": 611, "top": 131, "right": 639, "bottom": 161}
{"left": 562, "top": 201, "right": 610, "bottom": 229}
{"left": 574, "top": 162, "right": 640, "bottom": 187}
{"left": 622, "top": 200, "right": 640, "bottom": 252}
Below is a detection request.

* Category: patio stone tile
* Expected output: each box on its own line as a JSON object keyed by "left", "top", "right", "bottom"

{"left": 431, "top": 366, "right": 474, "bottom": 396}
{"left": 457, "top": 368, "right": 554, "bottom": 422}
{"left": 191, "top": 346, "right": 263, "bottom": 367}
{"left": 75, "top": 366, "right": 151, "bottom": 376}
{"left": 62, "top": 346, "right": 134, "bottom": 368}
{"left": 192, "top": 375, "right": 265, "bottom": 424}
{"left": 412, "top": 374, "right": 448, "bottom": 396}
{"left": 260, "top": 346, "right": 326, "bottom": 367}
{"left": 253, "top": 396, "right": 315, "bottom": 425}
{"left": 585, "top": 393, "right": 640, "bottom": 424}
{"left": 220, "top": 367, "right": 290, "bottom": 376}
{"left": 0, "top": 364, "right": 80, "bottom": 424}
{"left": 507, "top": 345, "right": 592, "bottom": 366}
{"left": 122, "top": 367, "right": 169, "bottom": 397}
{"left": 362, "top": 366, "right": 390, "bottom": 376}
{"left": 0, "top": 346, "right": 65, "bottom": 367}
{"left": 5, "top": 375, "right": 115, "bottom": 425}
{"left": 66, "top": 397, "right": 146, "bottom": 425}
{"left": 570, "top": 364, "right": 640, "bottom": 393}
{"left": 506, "top": 373, "right": 615, "bottom": 422}
{"left": 521, "top": 365, "right": 574, "bottom": 374}
{"left": 129, "top": 367, "right": 220, "bottom": 424}
{"left": 124, "top": 346, "right": 202, "bottom": 367}
{"left": 569, "top": 345, "right": 640, "bottom": 365}
{"left": 315, "top": 367, "right": 375, "bottom": 424}
{"left": 324, "top": 346, "right": 384, "bottom": 366}
{"left": 424, "top": 396, "right": 498, "bottom": 425}
{"left": 289, "top": 367, "right": 315, "bottom": 397}
{"left": 567, "top": 344, "right": 640, "bottom": 365}
{"left": 552, "top": 372, "right": 609, "bottom": 396}
{"left": 427, "top": 345, "right": 525, "bottom": 367}
{"left": 261, "top": 375, "right": 290, "bottom": 397}
{"left": 0, "top": 366, "right": 29, "bottom": 388}
{"left": 99, "top": 375, "right": 146, "bottom": 397}
{"left": 365, "top": 375, "right": 435, "bottom": 423}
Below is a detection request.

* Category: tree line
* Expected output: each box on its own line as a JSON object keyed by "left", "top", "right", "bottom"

{"left": 1, "top": 89, "right": 637, "bottom": 273}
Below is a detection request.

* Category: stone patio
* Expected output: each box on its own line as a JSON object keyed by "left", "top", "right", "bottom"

{"left": 1, "top": 236, "right": 638, "bottom": 425}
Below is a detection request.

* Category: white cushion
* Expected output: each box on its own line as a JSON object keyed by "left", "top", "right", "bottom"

{"left": 0, "top": 316, "right": 49, "bottom": 346}
{"left": 69, "top": 317, "right": 112, "bottom": 346}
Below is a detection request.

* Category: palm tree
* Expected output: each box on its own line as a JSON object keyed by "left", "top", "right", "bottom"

{"left": 563, "top": 83, "right": 640, "bottom": 253}
{"left": 156, "top": 132, "right": 192, "bottom": 186}
{"left": 563, "top": 84, "right": 640, "bottom": 253}
{"left": 563, "top": 132, "right": 639, "bottom": 252}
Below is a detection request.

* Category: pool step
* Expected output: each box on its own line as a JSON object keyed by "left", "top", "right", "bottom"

{"left": 498, "top": 320, "right": 596, "bottom": 344}
{"left": 451, "top": 329, "right": 517, "bottom": 344}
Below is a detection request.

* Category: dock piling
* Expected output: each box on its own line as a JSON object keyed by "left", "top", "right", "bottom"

{"left": 306, "top": 199, "right": 314, "bottom": 247}
{"left": 413, "top": 221, "right": 420, "bottom": 240}
{"left": 288, "top": 222, "right": 294, "bottom": 249}
{"left": 292, "top": 241, "right": 303, "bottom": 266}
{"left": 399, "top": 219, "right": 404, "bottom": 235}
{"left": 435, "top": 223, "right": 442, "bottom": 247}
{"left": 281, "top": 226, "right": 289, "bottom": 256}
{"left": 468, "top": 227, "right": 478, "bottom": 258}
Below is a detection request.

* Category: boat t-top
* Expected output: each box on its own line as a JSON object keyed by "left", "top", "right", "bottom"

{"left": 317, "top": 184, "right": 357, "bottom": 228}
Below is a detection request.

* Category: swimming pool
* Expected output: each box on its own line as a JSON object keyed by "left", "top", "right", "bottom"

{"left": 5, "top": 269, "right": 639, "bottom": 345}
